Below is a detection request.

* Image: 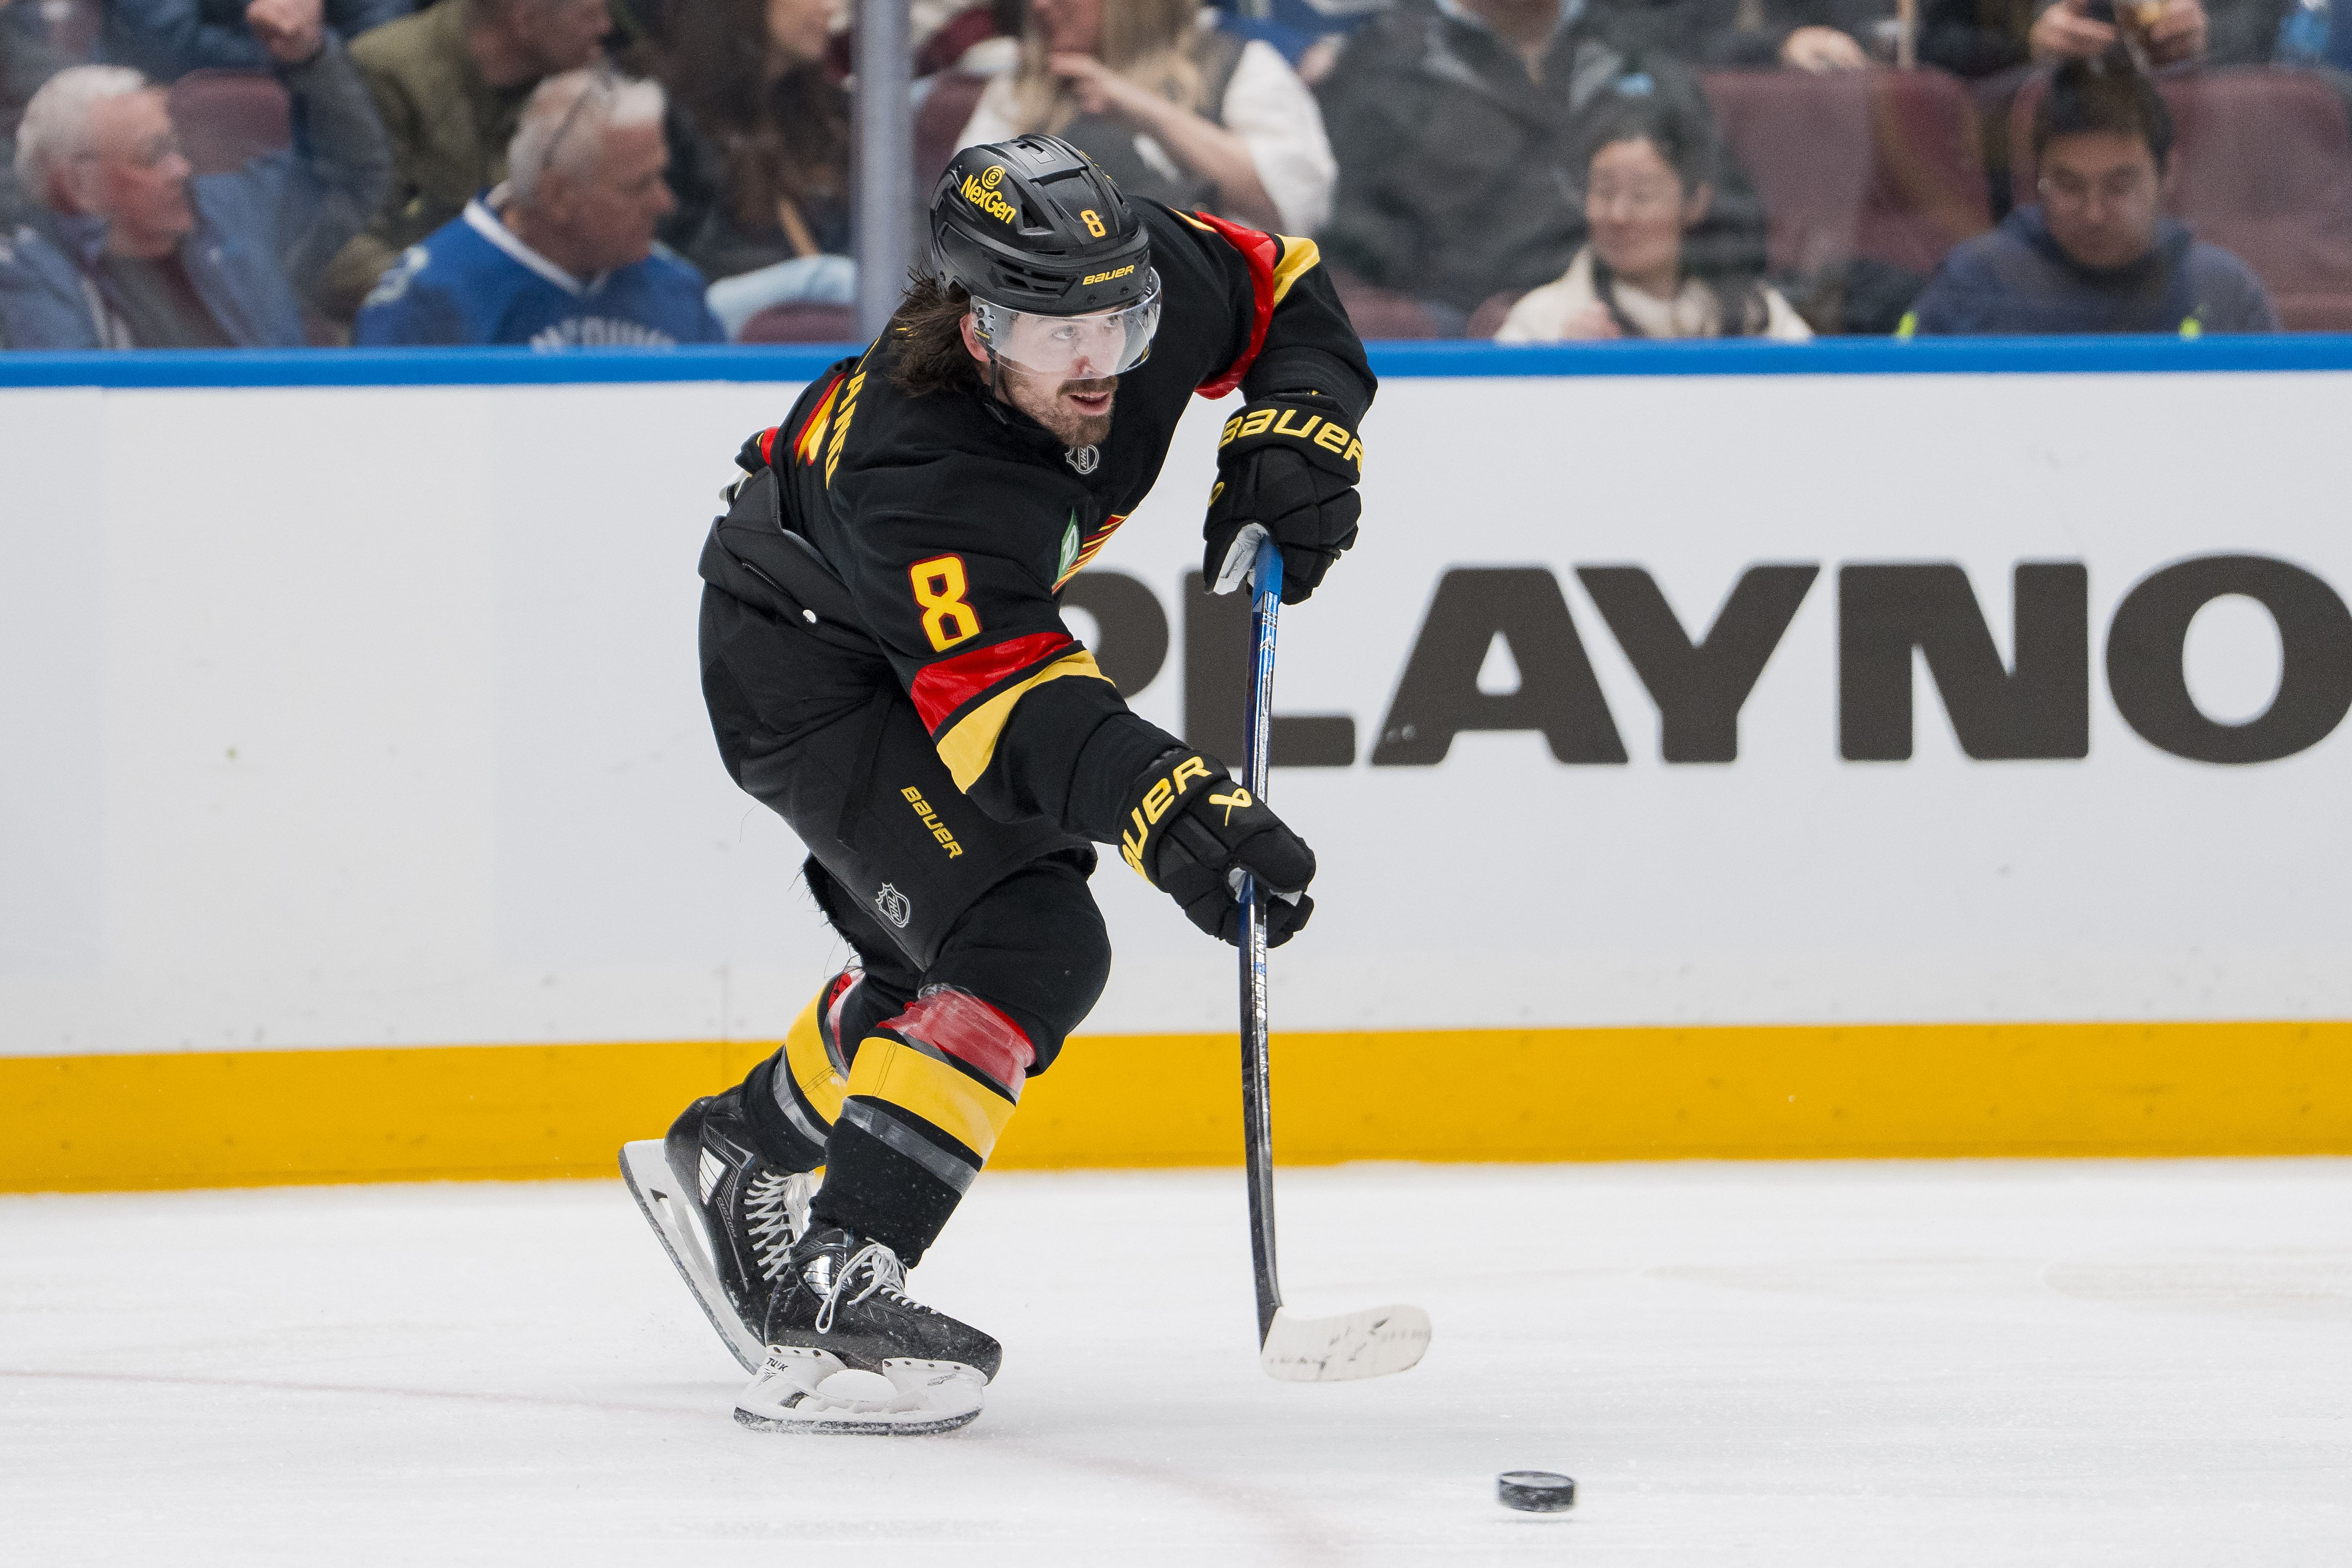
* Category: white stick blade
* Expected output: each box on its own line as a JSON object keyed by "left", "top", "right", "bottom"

{"left": 1259, "top": 1304, "right": 1431, "bottom": 1382}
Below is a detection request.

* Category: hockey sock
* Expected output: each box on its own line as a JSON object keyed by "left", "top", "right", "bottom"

{"left": 740, "top": 969, "right": 882, "bottom": 1170}
{"left": 812, "top": 987, "right": 1035, "bottom": 1264}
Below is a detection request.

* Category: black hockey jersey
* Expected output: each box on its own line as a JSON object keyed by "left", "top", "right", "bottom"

{"left": 712, "top": 203, "right": 1376, "bottom": 845}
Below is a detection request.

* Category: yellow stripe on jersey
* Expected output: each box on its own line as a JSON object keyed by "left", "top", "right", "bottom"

{"left": 1268, "top": 236, "right": 1322, "bottom": 306}
{"left": 845, "top": 1036, "right": 1018, "bottom": 1161}
{"left": 781, "top": 990, "right": 847, "bottom": 1125}
{"left": 792, "top": 377, "right": 842, "bottom": 467}
{"left": 933, "top": 650, "right": 1112, "bottom": 792}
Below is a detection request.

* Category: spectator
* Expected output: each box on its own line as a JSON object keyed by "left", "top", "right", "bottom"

{"left": 3, "top": 0, "right": 71, "bottom": 230}
{"left": 103, "top": 0, "right": 413, "bottom": 84}
{"left": 957, "top": 0, "right": 1336, "bottom": 234}
{"left": 1497, "top": 89, "right": 1812, "bottom": 339}
{"left": 354, "top": 66, "right": 721, "bottom": 345}
{"left": 321, "top": 0, "right": 610, "bottom": 315}
{"left": 0, "top": 2, "right": 389, "bottom": 348}
{"left": 1586, "top": 0, "right": 1880, "bottom": 71}
{"left": 1903, "top": 58, "right": 2275, "bottom": 331}
{"left": 1921, "top": 0, "right": 2209, "bottom": 80}
{"left": 1316, "top": 0, "right": 1764, "bottom": 325}
{"left": 658, "top": 0, "right": 854, "bottom": 337}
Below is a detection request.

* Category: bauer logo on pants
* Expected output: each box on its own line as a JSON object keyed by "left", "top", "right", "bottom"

{"left": 874, "top": 883, "right": 912, "bottom": 928}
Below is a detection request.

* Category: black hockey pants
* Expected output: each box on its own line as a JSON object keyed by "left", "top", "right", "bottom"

{"left": 700, "top": 581, "right": 1113, "bottom": 1260}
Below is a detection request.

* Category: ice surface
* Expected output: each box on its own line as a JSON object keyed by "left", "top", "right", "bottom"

{"left": 3, "top": 1161, "right": 2349, "bottom": 1566}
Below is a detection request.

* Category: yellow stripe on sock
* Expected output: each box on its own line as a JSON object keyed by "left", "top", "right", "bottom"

{"left": 782, "top": 991, "right": 846, "bottom": 1124}
{"left": 844, "top": 1036, "right": 1017, "bottom": 1163}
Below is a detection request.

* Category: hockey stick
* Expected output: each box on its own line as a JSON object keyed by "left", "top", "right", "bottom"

{"left": 1237, "top": 532, "right": 1431, "bottom": 1383}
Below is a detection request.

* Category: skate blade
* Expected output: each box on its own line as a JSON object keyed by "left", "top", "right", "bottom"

{"left": 1260, "top": 1304, "right": 1432, "bottom": 1383}
{"left": 618, "top": 1140, "right": 767, "bottom": 1373}
{"left": 734, "top": 1346, "right": 985, "bottom": 1436}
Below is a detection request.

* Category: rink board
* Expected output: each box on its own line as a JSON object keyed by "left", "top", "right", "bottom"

{"left": 2, "top": 1021, "right": 2349, "bottom": 1192}
{"left": 4, "top": 341, "right": 2350, "bottom": 1189}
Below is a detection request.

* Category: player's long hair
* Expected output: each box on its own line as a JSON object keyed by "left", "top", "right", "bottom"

{"left": 889, "top": 275, "right": 984, "bottom": 397}
{"left": 1002, "top": 0, "right": 1209, "bottom": 136}
{"left": 1577, "top": 91, "right": 1771, "bottom": 340}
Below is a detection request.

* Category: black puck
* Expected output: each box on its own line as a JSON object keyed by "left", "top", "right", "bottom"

{"left": 1497, "top": 1471, "right": 1576, "bottom": 1512}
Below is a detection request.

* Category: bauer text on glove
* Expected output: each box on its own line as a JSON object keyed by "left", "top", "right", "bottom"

{"left": 1115, "top": 749, "right": 1315, "bottom": 946}
{"left": 1203, "top": 391, "right": 1363, "bottom": 605}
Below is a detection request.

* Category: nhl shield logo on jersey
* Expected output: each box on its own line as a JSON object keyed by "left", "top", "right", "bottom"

{"left": 874, "top": 883, "right": 913, "bottom": 928}
{"left": 1065, "top": 444, "right": 1099, "bottom": 475}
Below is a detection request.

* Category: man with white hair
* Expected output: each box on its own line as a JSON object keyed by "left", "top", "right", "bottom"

{"left": 0, "top": 0, "right": 388, "bottom": 348}
{"left": 354, "top": 67, "right": 720, "bottom": 346}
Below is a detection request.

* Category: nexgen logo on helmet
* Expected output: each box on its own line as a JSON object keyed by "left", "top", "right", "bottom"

{"left": 961, "top": 167, "right": 1019, "bottom": 224}
{"left": 927, "top": 135, "right": 1160, "bottom": 373}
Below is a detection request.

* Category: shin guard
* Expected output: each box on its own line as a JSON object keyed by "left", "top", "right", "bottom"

{"left": 813, "top": 987, "right": 1035, "bottom": 1263}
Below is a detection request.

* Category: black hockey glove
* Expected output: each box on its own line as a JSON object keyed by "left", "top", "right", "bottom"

{"left": 1202, "top": 391, "right": 1364, "bottom": 606}
{"left": 1116, "top": 748, "right": 1316, "bottom": 947}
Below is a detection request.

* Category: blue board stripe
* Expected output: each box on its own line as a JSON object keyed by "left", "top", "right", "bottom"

{"left": 3, "top": 334, "right": 2352, "bottom": 389}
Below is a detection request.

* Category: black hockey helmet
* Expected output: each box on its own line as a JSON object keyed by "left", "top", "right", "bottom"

{"left": 930, "top": 134, "right": 1153, "bottom": 315}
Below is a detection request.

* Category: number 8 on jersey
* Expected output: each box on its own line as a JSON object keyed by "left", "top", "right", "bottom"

{"left": 910, "top": 555, "right": 981, "bottom": 652}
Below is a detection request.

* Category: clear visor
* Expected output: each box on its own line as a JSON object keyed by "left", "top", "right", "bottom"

{"left": 972, "top": 271, "right": 1161, "bottom": 379}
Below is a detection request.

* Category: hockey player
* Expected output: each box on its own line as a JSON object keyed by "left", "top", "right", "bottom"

{"left": 623, "top": 133, "right": 1374, "bottom": 1434}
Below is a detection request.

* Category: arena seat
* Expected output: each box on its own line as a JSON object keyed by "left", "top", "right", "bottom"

{"left": 1700, "top": 68, "right": 1990, "bottom": 281}
{"left": 2008, "top": 67, "right": 2352, "bottom": 330}
{"left": 739, "top": 301, "right": 861, "bottom": 343}
{"left": 167, "top": 70, "right": 292, "bottom": 176}
{"left": 1326, "top": 267, "right": 1445, "bottom": 338}
{"left": 1466, "top": 290, "right": 1527, "bottom": 338}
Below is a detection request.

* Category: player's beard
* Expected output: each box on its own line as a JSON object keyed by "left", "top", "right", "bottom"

{"left": 1051, "top": 377, "right": 1118, "bottom": 449}
{"left": 1003, "top": 364, "right": 1119, "bottom": 450}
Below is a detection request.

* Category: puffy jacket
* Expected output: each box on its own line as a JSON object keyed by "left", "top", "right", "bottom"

{"left": 1904, "top": 205, "right": 2280, "bottom": 335}
{"left": 1315, "top": 0, "right": 1761, "bottom": 314}
{"left": 0, "top": 38, "right": 389, "bottom": 349}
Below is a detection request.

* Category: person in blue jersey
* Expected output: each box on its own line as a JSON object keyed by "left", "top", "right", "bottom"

{"left": 354, "top": 66, "right": 723, "bottom": 347}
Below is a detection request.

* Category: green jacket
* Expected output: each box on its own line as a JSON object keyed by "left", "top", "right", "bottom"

{"left": 322, "top": 0, "right": 533, "bottom": 316}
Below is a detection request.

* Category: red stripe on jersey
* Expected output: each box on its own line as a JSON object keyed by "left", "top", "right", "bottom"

{"left": 757, "top": 425, "right": 780, "bottom": 464}
{"left": 1187, "top": 209, "right": 1279, "bottom": 400}
{"left": 909, "top": 631, "right": 1076, "bottom": 731}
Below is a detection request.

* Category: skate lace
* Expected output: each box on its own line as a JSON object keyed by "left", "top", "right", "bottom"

{"left": 743, "top": 1171, "right": 799, "bottom": 1281}
{"left": 811, "top": 1241, "right": 919, "bottom": 1334}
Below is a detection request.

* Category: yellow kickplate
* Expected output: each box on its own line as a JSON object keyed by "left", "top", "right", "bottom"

{"left": 2, "top": 1021, "right": 2347, "bottom": 1193}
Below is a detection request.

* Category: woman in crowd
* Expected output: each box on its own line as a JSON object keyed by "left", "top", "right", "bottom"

{"left": 659, "top": 0, "right": 854, "bottom": 336}
{"left": 1497, "top": 89, "right": 1811, "bottom": 342}
{"left": 956, "top": 0, "right": 1334, "bottom": 234}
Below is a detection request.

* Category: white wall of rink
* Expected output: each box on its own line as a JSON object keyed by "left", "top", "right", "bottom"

{"left": 3, "top": 366, "right": 2348, "bottom": 1057}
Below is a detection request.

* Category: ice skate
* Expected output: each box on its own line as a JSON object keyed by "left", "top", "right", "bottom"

{"left": 618, "top": 1086, "right": 820, "bottom": 1372}
{"left": 732, "top": 1223, "right": 998, "bottom": 1435}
